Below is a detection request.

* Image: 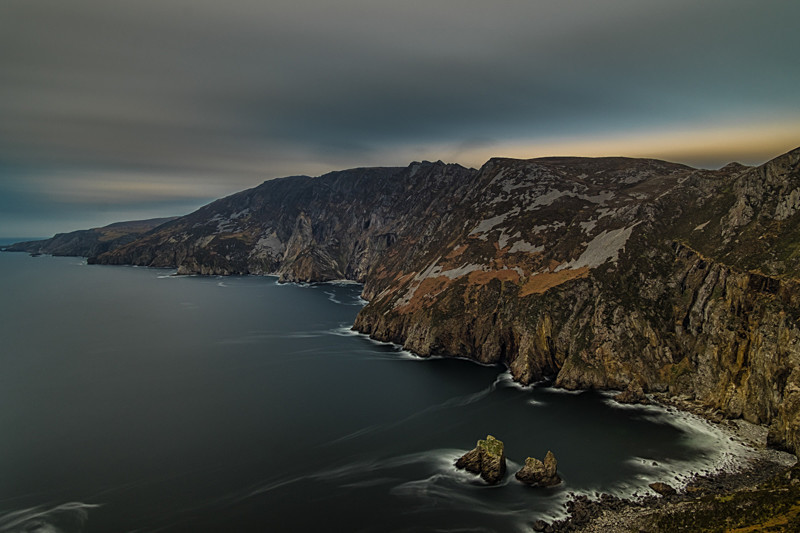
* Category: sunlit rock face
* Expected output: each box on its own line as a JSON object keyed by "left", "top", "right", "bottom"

{"left": 90, "top": 148, "right": 800, "bottom": 455}
{"left": 455, "top": 435, "right": 507, "bottom": 485}
{"left": 516, "top": 451, "right": 561, "bottom": 487}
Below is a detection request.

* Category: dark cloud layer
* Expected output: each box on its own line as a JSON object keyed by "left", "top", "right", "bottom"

{"left": 1, "top": 0, "right": 798, "bottom": 236}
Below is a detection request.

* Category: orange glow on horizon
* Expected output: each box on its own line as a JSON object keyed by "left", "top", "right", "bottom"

{"left": 428, "top": 119, "right": 800, "bottom": 170}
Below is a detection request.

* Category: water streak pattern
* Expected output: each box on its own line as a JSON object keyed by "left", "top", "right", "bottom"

{"left": 0, "top": 253, "right": 752, "bottom": 532}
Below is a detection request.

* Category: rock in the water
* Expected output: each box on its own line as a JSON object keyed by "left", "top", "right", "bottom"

{"left": 515, "top": 450, "right": 561, "bottom": 487}
{"left": 455, "top": 435, "right": 507, "bottom": 484}
{"left": 649, "top": 482, "right": 677, "bottom": 496}
{"left": 531, "top": 519, "right": 548, "bottom": 532}
{"left": 614, "top": 379, "right": 649, "bottom": 405}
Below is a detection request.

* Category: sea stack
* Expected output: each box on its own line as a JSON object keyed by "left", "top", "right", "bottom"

{"left": 455, "top": 435, "right": 507, "bottom": 485}
{"left": 515, "top": 450, "right": 561, "bottom": 487}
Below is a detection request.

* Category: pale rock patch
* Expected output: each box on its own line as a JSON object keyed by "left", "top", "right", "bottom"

{"left": 509, "top": 240, "right": 544, "bottom": 254}
{"left": 556, "top": 224, "right": 639, "bottom": 272}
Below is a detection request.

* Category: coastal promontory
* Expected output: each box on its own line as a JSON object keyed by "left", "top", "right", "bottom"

{"left": 16, "top": 147, "right": 800, "bottom": 458}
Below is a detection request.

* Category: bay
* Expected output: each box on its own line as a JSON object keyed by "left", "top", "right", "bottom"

{"left": 0, "top": 252, "right": 749, "bottom": 532}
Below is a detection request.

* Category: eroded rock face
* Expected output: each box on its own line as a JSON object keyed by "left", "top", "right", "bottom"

{"left": 73, "top": 147, "right": 800, "bottom": 456}
{"left": 91, "top": 162, "right": 477, "bottom": 279}
{"left": 515, "top": 450, "right": 561, "bottom": 487}
{"left": 615, "top": 380, "right": 649, "bottom": 405}
{"left": 455, "top": 435, "right": 507, "bottom": 485}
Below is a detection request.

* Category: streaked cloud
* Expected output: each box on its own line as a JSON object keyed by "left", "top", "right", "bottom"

{"left": 1, "top": 0, "right": 798, "bottom": 236}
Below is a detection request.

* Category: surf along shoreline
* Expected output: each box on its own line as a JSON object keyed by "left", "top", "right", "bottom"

{"left": 4, "top": 256, "right": 798, "bottom": 531}
{"left": 324, "top": 274, "right": 800, "bottom": 531}
{"left": 338, "top": 285, "right": 799, "bottom": 531}
{"left": 544, "top": 395, "right": 797, "bottom": 532}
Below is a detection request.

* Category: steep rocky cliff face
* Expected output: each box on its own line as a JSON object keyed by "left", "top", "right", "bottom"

{"left": 87, "top": 147, "right": 800, "bottom": 454}
{"left": 91, "top": 161, "right": 477, "bottom": 281}
{"left": 3, "top": 217, "right": 177, "bottom": 257}
{"left": 358, "top": 148, "right": 800, "bottom": 454}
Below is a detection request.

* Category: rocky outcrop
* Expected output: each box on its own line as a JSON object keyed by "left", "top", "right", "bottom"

{"left": 2, "top": 217, "right": 176, "bottom": 257}
{"left": 455, "top": 435, "right": 507, "bottom": 484}
{"left": 53, "top": 146, "right": 800, "bottom": 456}
{"left": 648, "top": 482, "right": 676, "bottom": 496}
{"left": 515, "top": 450, "right": 561, "bottom": 487}
{"left": 355, "top": 148, "right": 800, "bottom": 456}
{"left": 615, "top": 380, "right": 649, "bottom": 405}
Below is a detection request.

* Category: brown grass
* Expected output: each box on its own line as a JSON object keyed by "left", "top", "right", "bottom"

{"left": 520, "top": 267, "right": 589, "bottom": 296}
{"left": 468, "top": 269, "right": 521, "bottom": 285}
{"left": 395, "top": 272, "right": 415, "bottom": 283}
{"left": 395, "top": 276, "right": 453, "bottom": 314}
{"left": 445, "top": 244, "right": 469, "bottom": 259}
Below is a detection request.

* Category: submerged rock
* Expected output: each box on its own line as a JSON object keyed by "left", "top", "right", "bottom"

{"left": 649, "top": 481, "right": 676, "bottom": 496}
{"left": 516, "top": 450, "right": 561, "bottom": 487}
{"left": 455, "top": 435, "right": 507, "bottom": 484}
{"left": 615, "top": 380, "right": 650, "bottom": 405}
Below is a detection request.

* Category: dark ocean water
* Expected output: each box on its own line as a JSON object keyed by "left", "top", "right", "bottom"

{"left": 0, "top": 252, "right": 750, "bottom": 532}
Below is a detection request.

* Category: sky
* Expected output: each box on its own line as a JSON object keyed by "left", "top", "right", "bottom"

{"left": 1, "top": 0, "right": 799, "bottom": 238}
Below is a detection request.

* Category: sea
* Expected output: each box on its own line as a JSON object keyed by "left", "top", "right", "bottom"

{"left": 0, "top": 250, "right": 754, "bottom": 532}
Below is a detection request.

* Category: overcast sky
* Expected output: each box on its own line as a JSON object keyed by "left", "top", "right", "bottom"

{"left": 1, "top": 0, "right": 799, "bottom": 237}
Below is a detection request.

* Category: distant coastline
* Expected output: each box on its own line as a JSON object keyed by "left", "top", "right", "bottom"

{"left": 0, "top": 237, "right": 45, "bottom": 247}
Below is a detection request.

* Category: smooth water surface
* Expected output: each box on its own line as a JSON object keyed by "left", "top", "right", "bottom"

{"left": 0, "top": 253, "right": 747, "bottom": 532}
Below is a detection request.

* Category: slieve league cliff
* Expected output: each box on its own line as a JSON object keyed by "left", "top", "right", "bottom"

{"left": 48, "top": 147, "right": 800, "bottom": 455}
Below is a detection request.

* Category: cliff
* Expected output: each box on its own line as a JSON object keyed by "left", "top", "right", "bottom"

{"left": 89, "top": 147, "right": 800, "bottom": 454}
{"left": 89, "top": 162, "right": 477, "bottom": 281}
{"left": 3, "top": 217, "right": 177, "bottom": 257}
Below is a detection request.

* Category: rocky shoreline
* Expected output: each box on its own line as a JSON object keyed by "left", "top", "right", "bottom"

{"left": 540, "top": 396, "right": 798, "bottom": 533}
{"left": 12, "top": 148, "right": 800, "bottom": 458}
{"left": 352, "top": 326, "right": 798, "bottom": 531}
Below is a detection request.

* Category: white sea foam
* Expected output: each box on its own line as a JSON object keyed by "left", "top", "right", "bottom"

{"left": 343, "top": 328, "right": 505, "bottom": 368}
{"left": 539, "top": 386, "right": 584, "bottom": 395}
{"left": 492, "top": 370, "right": 538, "bottom": 391}
{"left": 322, "top": 279, "right": 361, "bottom": 286}
{"left": 0, "top": 502, "right": 100, "bottom": 533}
{"left": 326, "top": 325, "right": 360, "bottom": 337}
{"left": 590, "top": 394, "right": 772, "bottom": 500}
{"left": 233, "top": 407, "right": 759, "bottom": 528}
{"left": 323, "top": 290, "right": 342, "bottom": 304}
{"left": 333, "top": 327, "right": 420, "bottom": 358}
{"left": 398, "top": 350, "right": 424, "bottom": 360}
{"left": 388, "top": 450, "right": 562, "bottom": 530}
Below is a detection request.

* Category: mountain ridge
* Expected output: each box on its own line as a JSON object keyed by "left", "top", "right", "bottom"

{"left": 2, "top": 217, "right": 178, "bottom": 257}
{"left": 11, "top": 147, "right": 800, "bottom": 454}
